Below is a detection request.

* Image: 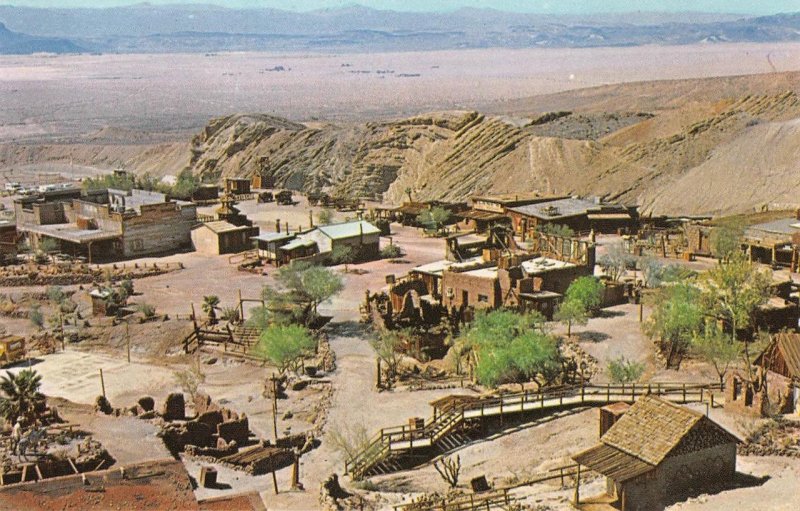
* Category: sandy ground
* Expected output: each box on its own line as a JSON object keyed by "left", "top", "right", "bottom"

{"left": 2, "top": 44, "right": 800, "bottom": 143}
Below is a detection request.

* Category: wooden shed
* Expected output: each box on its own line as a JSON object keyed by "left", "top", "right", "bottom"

{"left": 572, "top": 395, "right": 738, "bottom": 511}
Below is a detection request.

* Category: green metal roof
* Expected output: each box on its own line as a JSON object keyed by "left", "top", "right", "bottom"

{"left": 317, "top": 220, "right": 380, "bottom": 240}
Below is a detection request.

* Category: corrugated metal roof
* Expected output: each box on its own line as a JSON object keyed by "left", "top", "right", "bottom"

{"left": 572, "top": 443, "right": 654, "bottom": 482}
{"left": 317, "top": 220, "right": 380, "bottom": 240}
{"left": 280, "top": 238, "right": 317, "bottom": 251}
{"left": 776, "top": 332, "right": 800, "bottom": 378}
{"left": 508, "top": 198, "right": 598, "bottom": 220}
{"left": 746, "top": 218, "right": 800, "bottom": 237}
{"left": 252, "top": 232, "right": 295, "bottom": 243}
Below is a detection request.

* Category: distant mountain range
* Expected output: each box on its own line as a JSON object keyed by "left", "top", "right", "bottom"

{"left": 0, "top": 22, "right": 84, "bottom": 54}
{"left": 0, "top": 4, "right": 798, "bottom": 54}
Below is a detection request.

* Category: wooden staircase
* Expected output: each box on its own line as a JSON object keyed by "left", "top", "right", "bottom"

{"left": 345, "top": 382, "right": 722, "bottom": 480}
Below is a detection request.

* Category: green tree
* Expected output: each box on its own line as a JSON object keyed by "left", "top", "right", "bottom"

{"left": 700, "top": 253, "right": 771, "bottom": 378}
{"left": 710, "top": 219, "right": 744, "bottom": 261}
{"left": 692, "top": 324, "right": 740, "bottom": 386}
{"left": 0, "top": 369, "right": 43, "bottom": 423}
{"left": 253, "top": 324, "right": 316, "bottom": 375}
{"left": 700, "top": 253, "right": 772, "bottom": 343}
{"left": 555, "top": 299, "right": 588, "bottom": 337}
{"left": 170, "top": 169, "right": 200, "bottom": 200}
{"left": 417, "top": 206, "right": 450, "bottom": 235}
{"left": 462, "top": 310, "right": 561, "bottom": 388}
{"left": 564, "top": 276, "right": 604, "bottom": 315}
{"left": 246, "top": 304, "right": 272, "bottom": 332}
{"left": 202, "top": 295, "right": 220, "bottom": 324}
{"left": 370, "top": 330, "right": 407, "bottom": 384}
{"left": 330, "top": 245, "right": 355, "bottom": 272}
{"left": 82, "top": 172, "right": 136, "bottom": 192}
{"left": 316, "top": 208, "right": 334, "bottom": 225}
{"left": 644, "top": 283, "right": 704, "bottom": 368}
{"left": 279, "top": 263, "right": 344, "bottom": 315}
{"left": 607, "top": 357, "right": 645, "bottom": 384}
{"left": 260, "top": 263, "right": 345, "bottom": 326}
{"left": 538, "top": 223, "right": 575, "bottom": 237}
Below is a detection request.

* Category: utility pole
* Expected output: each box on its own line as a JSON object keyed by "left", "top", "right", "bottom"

{"left": 99, "top": 368, "right": 106, "bottom": 399}
{"left": 60, "top": 313, "right": 65, "bottom": 352}
{"left": 271, "top": 374, "right": 279, "bottom": 443}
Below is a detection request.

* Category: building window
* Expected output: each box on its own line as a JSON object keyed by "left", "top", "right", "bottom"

{"left": 478, "top": 294, "right": 489, "bottom": 303}
{"left": 132, "top": 239, "right": 144, "bottom": 251}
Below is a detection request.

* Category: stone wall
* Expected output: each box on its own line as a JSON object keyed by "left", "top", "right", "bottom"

{"left": 620, "top": 443, "right": 736, "bottom": 511}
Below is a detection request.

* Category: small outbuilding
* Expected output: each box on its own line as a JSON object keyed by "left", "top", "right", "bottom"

{"left": 572, "top": 395, "right": 738, "bottom": 511}
{"left": 191, "top": 221, "right": 258, "bottom": 255}
{"left": 752, "top": 332, "right": 800, "bottom": 415}
{"left": 224, "top": 178, "right": 251, "bottom": 196}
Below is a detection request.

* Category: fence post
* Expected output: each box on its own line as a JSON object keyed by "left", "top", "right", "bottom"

{"left": 606, "top": 384, "right": 610, "bottom": 402}
{"left": 683, "top": 384, "right": 687, "bottom": 402}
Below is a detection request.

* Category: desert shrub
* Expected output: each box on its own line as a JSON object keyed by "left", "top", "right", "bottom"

{"left": 47, "top": 286, "right": 67, "bottom": 304}
{"left": 29, "top": 305, "right": 44, "bottom": 329}
{"left": 119, "top": 278, "right": 135, "bottom": 296}
{"left": 174, "top": 358, "right": 205, "bottom": 400}
{"left": 380, "top": 244, "right": 403, "bottom": 259}
{"left": 607, "top": 357, "right": 645, "bottom": 383}
{"left": 328, "top": 422, "right": 371, "bottom": 461}
{"left": 220, "top": 306, "right": 241, "bottom": 323}
{"left": 137, "top": 302, "right": 156, "bottom": 318}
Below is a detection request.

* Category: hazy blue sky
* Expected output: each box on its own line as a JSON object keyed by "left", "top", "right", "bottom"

{"left": 3, "top": 1, "right": 798, "bottom": 15}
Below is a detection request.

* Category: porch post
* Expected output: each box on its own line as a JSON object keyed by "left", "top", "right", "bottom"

{"left": 573, "top": 464, "right": 581, "bottom": 505}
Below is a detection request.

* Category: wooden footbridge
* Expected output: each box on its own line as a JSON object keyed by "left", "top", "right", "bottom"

{"left": 345, "top": 382, "right": 722, "bottom": 481}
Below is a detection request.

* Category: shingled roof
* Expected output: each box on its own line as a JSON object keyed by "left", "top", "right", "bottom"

{"left": 756, "top": 332, "right": 800, "bottom": 379}
{"left": 573, "top": 395, "right": 738, "bottom": 482}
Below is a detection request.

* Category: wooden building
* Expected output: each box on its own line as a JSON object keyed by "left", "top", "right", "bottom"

{"left": 753, "top": 333, "right": 800, "bottom": 415}
{"left": 572, "top": 395, "right": 738, "bottom": 511}
{"left": 14, "top": 189, "right": 197, "bottom": 262}
{"left": 224, "top": 178, "right": 251, "bottom": 196}
{"left": 456, "top": 193, "right": 563, "bottom": 232}
{"left": 191, "top": 194, "right": 259, "bottom": 255}
{"left": 506, "top": 197, "right": 637, "bottom": 236}
{"left": 743, "top": 216, "right": 800, "bottom": 270}
{"left": 191, "top": 184, "right": 220, "bottom": 203}
{"left": 191, "top": 221, "right": 258, "bottom": 255}
{"left": 0, "top": 220, "right": 17, "bottom": 263}
{"left": 685, "top": 222, "right": 713, "bottom": 256}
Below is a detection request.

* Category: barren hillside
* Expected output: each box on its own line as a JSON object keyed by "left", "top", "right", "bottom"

{"left": 3, "top": 71, "right": 800, "bottom": 216}
{"left": 181, "top": 80, "right": 800, "bottom": 215}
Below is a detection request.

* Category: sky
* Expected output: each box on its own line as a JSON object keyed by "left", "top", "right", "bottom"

{"left": 2, "top": 1, "right": 798, "bottom": 15}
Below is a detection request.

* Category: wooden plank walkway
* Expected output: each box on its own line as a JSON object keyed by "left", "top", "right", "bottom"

{"left": 346, "top": 382, "right": 721, "bottom": 480}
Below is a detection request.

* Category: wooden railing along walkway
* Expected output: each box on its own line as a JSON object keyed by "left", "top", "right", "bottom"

{"left": 346, "top": 382, "right": 722, "bottom": 480}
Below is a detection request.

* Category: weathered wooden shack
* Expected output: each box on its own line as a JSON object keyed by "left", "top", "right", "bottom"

{"left": 572, "top": 395, "right": 738, "bottom": 511}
